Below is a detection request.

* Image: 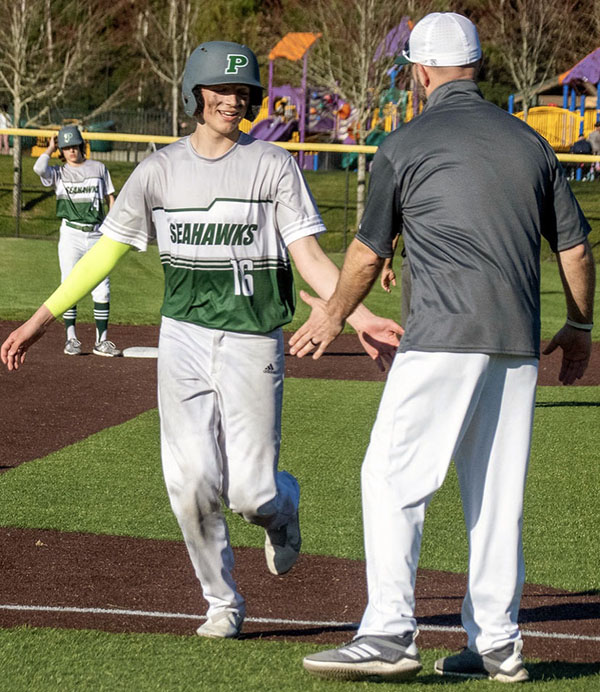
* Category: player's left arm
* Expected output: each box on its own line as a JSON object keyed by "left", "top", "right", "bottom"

{"left": 288, "top": 235, "right": 402, "bottom": 368}
{"left": 543, "top": 239, "right": 596, "bottom": 384}
{"left": 106, "top": 193, "right": 115, "bottom": 210}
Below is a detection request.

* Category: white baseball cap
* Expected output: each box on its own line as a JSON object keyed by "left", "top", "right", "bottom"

{"left": 401, "top": 12, "right": 481, "bottom": 67}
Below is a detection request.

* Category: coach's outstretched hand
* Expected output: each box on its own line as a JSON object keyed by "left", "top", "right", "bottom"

{"left": 289, "top": 290, "right": 402, "bottom": 371}
{"left": 543, "top": 324, "right": 592, "bottom": 385}
{"left": 1, "top": 305, "right": 55, "bottom": 371}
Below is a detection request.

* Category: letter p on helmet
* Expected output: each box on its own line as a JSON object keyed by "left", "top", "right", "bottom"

{"left": 225, "top": 54, "right": 249, "bottom": 74}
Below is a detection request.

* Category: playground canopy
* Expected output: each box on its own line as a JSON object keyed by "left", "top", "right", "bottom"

{"left": 374, "top": 17, "right": 412, "bottom": 61}
{"left": 559, "top": 48, "right": 600, "bottom": 86}
{"left": 268, "top": 32, "right": 321, "bottom": 62}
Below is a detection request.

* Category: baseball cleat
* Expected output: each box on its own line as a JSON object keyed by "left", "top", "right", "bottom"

{"left": 196, "top": 610, "right": 244, "bottom": 639}
{"left": 264, "top": 473, "right": 301, "bottom": 575}
{"left": 93, "top": 340, "right": 122, "bottom": 357}
{"left": 64, "top": 338, "right": 82, "bottom": 356}
{"left": 434, "top": 640, "right": 529, "bottom": 683}
{"left": 303, "top": 632, "right": 422, "bottom": 681}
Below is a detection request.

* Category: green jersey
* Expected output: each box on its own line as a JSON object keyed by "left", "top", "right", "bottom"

{"left": 33, "top": 155, "right": 114, "bottom": 230}
{"left": 101, "top": 134, "right": 326, "bottom": 333}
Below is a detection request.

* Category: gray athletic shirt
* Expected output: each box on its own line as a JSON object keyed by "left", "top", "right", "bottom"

{"left": 358, "top": 80, "right": 590, "bottom": 357}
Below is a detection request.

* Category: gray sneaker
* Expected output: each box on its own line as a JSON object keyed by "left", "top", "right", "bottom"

{"left": 196, "top": 610, "right": 244, "bottom": 639}
{"left": 64, "top": 338, "right": 82, "bottom": 356}
{"left": 303, "top": 633, "right": 422, "bottom": 681}
{"left": 93, "top": 340, "right": 122, "bottom": 357}
{"left": 434, "top": 640, "right": 529, "bottom": 683}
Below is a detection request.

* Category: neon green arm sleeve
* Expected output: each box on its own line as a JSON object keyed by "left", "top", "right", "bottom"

{"left": 44, "top": 235, "right": 132, "bottom": 318}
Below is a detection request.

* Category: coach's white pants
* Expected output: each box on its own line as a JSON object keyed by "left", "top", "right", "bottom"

{"left": 58, "top": 221, "right": 110, "bottom": 303}
{"left": 157, "top": 317, "right": 298, "bottom": 618}
{"left": 358, "top": 351, "right": 538, "bottom": 654}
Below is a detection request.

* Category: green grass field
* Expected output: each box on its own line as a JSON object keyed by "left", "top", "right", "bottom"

{"left": 0, "top": 165, "right": 599, "bottom": 689}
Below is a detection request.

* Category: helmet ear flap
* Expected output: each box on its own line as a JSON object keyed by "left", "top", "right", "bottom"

{"left": 191, "top": 85, "right": 205, "bottom": 119}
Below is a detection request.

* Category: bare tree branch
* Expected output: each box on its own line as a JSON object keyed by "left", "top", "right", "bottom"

{"left": 486, "top": 0, "right": 578, "bottom": 118}
{"left": 0, "top": 0, "right": 119, "bottom": 214}
{"left": 135, "top": 0, "right": 198, "bottom": 136}
{"left": 304, "top": 0, "right": 427, "bottom": 223}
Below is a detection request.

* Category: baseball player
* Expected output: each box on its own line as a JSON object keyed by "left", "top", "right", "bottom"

{"left": 292, "top": 13, "right": 595, "bottom": 683}
{"left": 2, "top": 42, "right": 401, "bottom": 639}
{"left": 33, "top": 125, "right": 121, "bottom": 357}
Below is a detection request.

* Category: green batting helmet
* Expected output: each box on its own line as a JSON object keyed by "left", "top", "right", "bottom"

{"left": 182, "top": 41, "right": 263, "bottom": 120}
{"left": 57, "top": 125, "right": 84, "bottom": 149}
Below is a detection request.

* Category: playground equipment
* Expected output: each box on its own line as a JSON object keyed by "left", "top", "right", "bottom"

{"left": 248, "top": 19, "right": 419, "bottom": 169}
{"left": 559, "top": 47, "right": 600, "bottom": 133}
{"left": 509, "top": 48, "right": 600, "bottom": 144}
{"left": 250, "top": 32, "right": 321, "bottom": 167}
{"left": 509, "top": 47, "right": 600, "bottom": 179}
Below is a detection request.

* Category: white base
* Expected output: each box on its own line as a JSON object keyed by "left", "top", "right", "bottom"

{"left": 122, "top": 346, "right": 159, "bottom": 359}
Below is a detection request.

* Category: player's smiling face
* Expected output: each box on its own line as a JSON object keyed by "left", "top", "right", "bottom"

{"left": 200, "top": 84, "right": 250, "bottom": 136}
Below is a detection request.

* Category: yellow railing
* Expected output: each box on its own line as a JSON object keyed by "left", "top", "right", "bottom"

{"left": 4, "top": 127, "right": 600, "bottom": 162}
{"left": 513, "top": 106, "right": 600, "bottom": 150}
{"left": 0, "top": 128, "right": 379, "bottom": 154}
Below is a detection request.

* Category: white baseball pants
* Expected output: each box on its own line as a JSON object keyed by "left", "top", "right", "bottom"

{"left": 57, "top": 220, "right": 110, "bottom": 303}
{"left": 157, "top": 316, "right": 299, "bottom": 618}
{"left": 358, "top": 350, "right": 538, "bottom": 654}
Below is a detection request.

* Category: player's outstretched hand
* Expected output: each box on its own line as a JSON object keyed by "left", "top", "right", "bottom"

{"left": 356, "top": 315, "right": 403, "bottom": 371}
{"left": 289, "top": 290, "right": 344, "bottom": 360}
{"left": 542, "top": 324, "right": 592, "bottom": 385}
{"left": 1, "top": 305, "right": 55, "bottom": 371}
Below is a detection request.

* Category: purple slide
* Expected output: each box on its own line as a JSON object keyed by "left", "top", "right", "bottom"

{"left": 249, "top": 118, "right": 298, "bottom": 142}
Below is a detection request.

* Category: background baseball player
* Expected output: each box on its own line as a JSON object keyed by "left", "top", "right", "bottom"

{"left": 2, "top": 42, "right": 401, "bottom": 639}
{"left": 33, "top": 125, "right": 120, "bottom": 357}
{"left": 292, "top": 12, "right": 595, "bottom": 683}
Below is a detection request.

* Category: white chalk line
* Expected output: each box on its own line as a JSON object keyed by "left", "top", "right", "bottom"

{"left": 0, "top": 604, "right": 598, "bottom": 642}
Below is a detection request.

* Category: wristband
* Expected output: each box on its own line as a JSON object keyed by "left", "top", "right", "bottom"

{"left": 566, "top": 318, "right": 594, "bottom": 332}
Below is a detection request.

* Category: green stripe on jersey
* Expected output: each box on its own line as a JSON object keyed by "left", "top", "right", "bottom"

{"left": 160, "top": 262, "right": 295, "bottom": 333}
{"left": 57, "top": 198, "right": 105, "bottom": 225}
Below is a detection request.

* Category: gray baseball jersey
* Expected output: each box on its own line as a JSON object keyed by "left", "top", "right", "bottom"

{"left": 101, "top": 134, "right": 325, "bottom": 333}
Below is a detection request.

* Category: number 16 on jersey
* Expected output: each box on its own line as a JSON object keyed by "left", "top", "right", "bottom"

{"left": 231, "top": 258, "right": 254, "bottom": 296}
